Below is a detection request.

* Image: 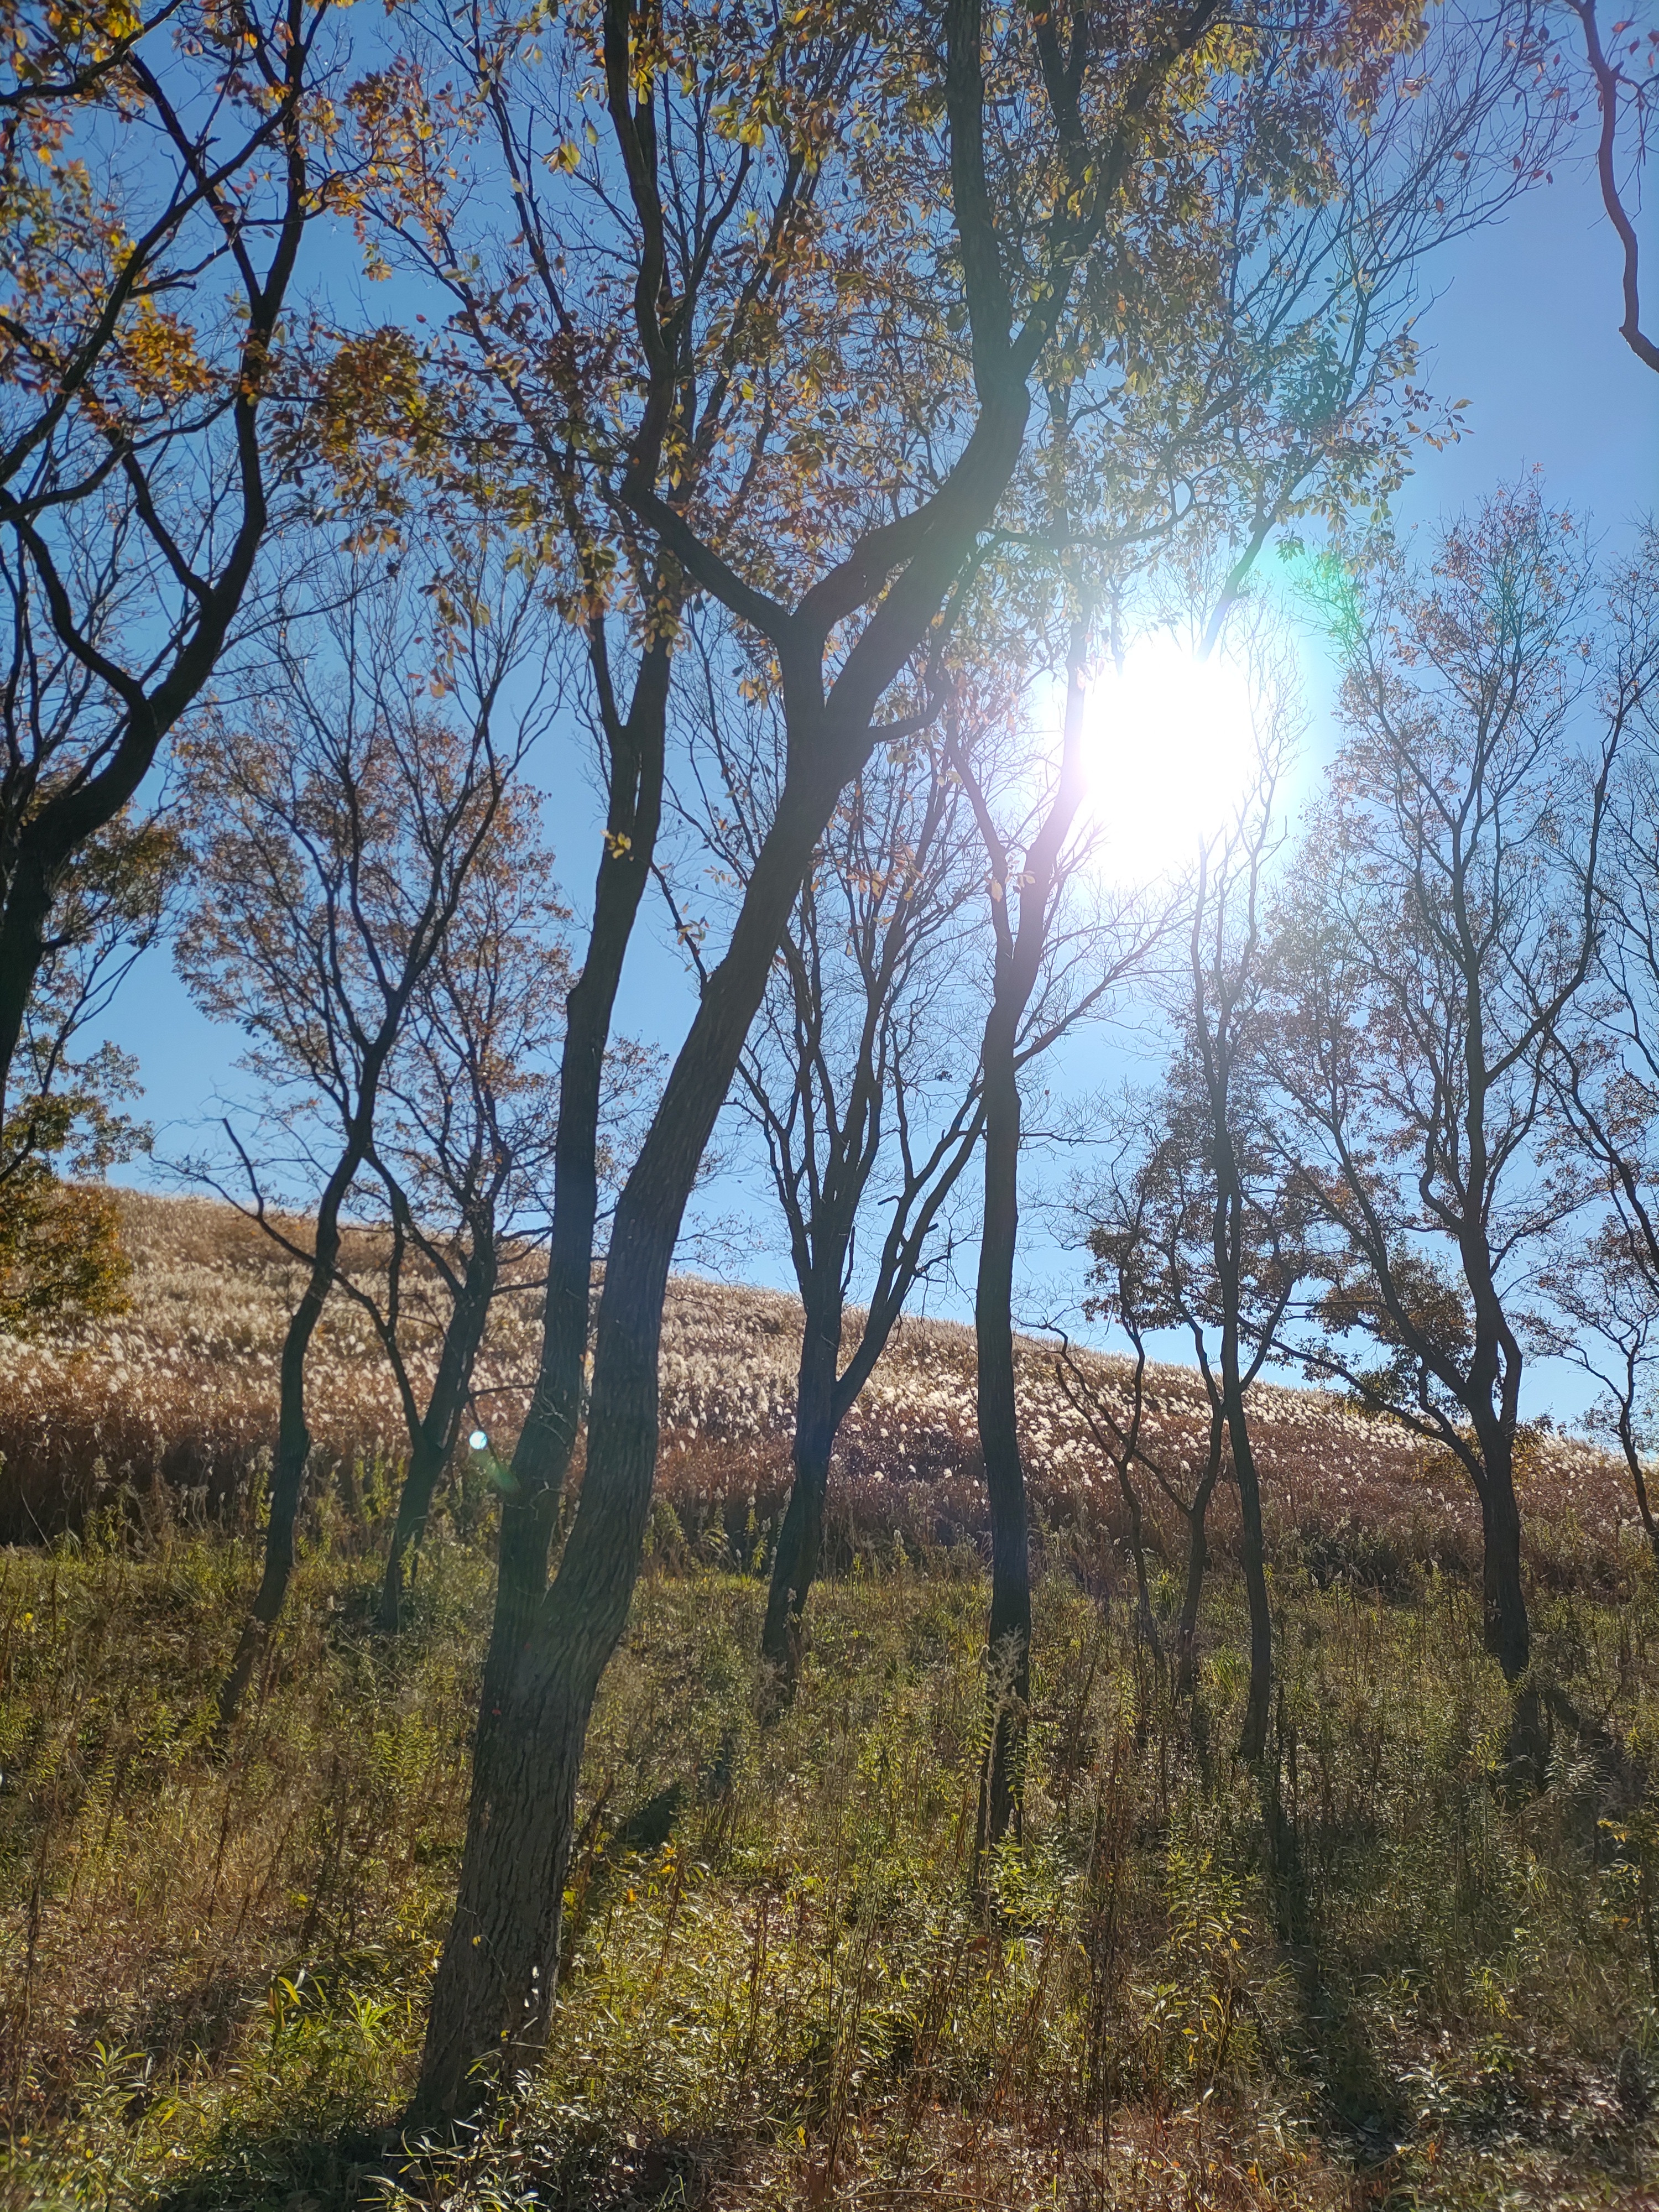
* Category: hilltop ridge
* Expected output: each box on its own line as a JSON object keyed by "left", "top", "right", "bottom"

{"left": 0, "top": 1190, "right": 1635, "bottom": 1595}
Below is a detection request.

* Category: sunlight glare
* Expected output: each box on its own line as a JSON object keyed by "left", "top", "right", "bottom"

{"left": 1084, "top": 633, "right": 1260, "bottom": 885}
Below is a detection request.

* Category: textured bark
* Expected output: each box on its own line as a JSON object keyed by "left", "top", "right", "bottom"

{"left": 475, "top": 639, "right": 669, "bottom": 1744}
{"left": 380, "top": 1430, "right": 446, "bottom": 1634}
{"left": 1173, "top": 1407, "right": 1224, "bottom": 1697}
{"left": 761, "top": 1282, "right": 839, "bottom": 1674}
{"left": 975, "top": 1000, "right": 1029, "bottom": 1851}
{"left": 0, "top": 849, "right": 58, "bottom": 1126}
{"left": 408, "top": 1627, "right": 596, "bottom": 2107}
{"left": 1615, "top": 1401, "right": 1659, "bottom": 1568}
{"left": 413, "top": 769, "right": 847, "bottom": 2124}
{"left": 379, "top": 1236, "right": 498, "bottom": 1632}
{"left": 1475, "top": 1422, "right": 1531, "bottom": 1684}
{"left": 217, "top": 1152, "right": 354, "bottom": 1731}
{"left": 1226, "top": 1355, "right": 1273, "bottom": 1764}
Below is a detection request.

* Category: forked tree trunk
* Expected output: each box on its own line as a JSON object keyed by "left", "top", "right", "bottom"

{"left": 411, "top": 139, "right": 1039, "bottom": 2097}
{"left": 411, "top": 769, "right": 852, "bottom": 2124}
{"left": 217, "top": 1149, "right": 358, "bottom": 1732}
{"left": 975, "top": 1004, "right": 1029, "bottom": 1855}
{"left": 761, "top": 1118, "right": 985, "bottom": 1691}
{"left": 379, "top": 1238, "right": 498, "bottom": 1632}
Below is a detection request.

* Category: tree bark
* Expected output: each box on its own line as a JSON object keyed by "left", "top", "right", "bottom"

{"left": 1225, "top": 1361, "right": 1272, "bottom": 1765}
{"left": 1117, "top": 1455, "right": 1159, "bottom": 1662}
{"left": 761, "top": 1277, "right": 840, "bottom": 1677}
{"left": 474, "top": 642, "right": 669, "bottom": 1746}
{"left": 1615, "top": 1402, "right": 1659, "bottom": 1568}
{"left": 411, "top": 768, "right": 849, "bottom": 2124}
{"left": 380, "top": 1428, "right": 447, "bottom": 1635}
{"left": 0, "top": 847, "right": 60, "bottom": 1128}
{"left": 1477, "top": 1423, "right": 1531, "bottom": 1683}
{"left": 379, "top": 1236, "right": 498, "bottom": 1632}
{"left": 1463, "top": 1225, "right": 1531, "bottom": 1685}
{"left": 975, "top": 999, "right": 1029, "bottom": 1854}
{"left": 217, "top": 1150, "right": 356, "bottom": 1731}
{"left": 1174, "top": 1408, "right": 1224, "bottom": 1697}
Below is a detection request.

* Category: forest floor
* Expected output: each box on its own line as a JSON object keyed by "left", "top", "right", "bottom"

{"left": 1, "top": 1197, "right": 1658, "bottom": 2209}
{"left": 4, "top": 1537, "right": 1659, "bottom": 2210}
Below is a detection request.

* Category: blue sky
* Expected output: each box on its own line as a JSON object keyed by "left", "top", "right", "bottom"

{"left": 102, "top": 146, "right": 1659, "bottom": 1416}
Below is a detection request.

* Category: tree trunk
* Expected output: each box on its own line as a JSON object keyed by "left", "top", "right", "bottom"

{"left": 475, "top": 646, "right": 669, "bottom": 1749}
{"left": 380, "top": 1428, "right": 446, "bottom": 1634}
{"left": 405, "top": 1620, "right": 598, "bottom": 2114}
{"left": 379, "top": 1240, "right": 498, "bottom": 1633}
{"left": 1226, "top": 1372, "right": 1272, "bottom": 1765}
{"left": 0, "top": 844, "right": 59, "bottom": 1128}
{"left": 411, "top": 770, "right": 841, "bottom": 2126}
{"left": 1478, "top": 1425, "right": 1531, "bottom": 1684}
{"left": 975, "top": 1003, "right": 1028, "bottom": 1855}
{"left": 217, "top": 1170, "right": 351, "bottom": 1731}
{"left": 1174, "top": 1410, "right": 1224, "bottom": 1696}
{"left": 1117, "top": 1462, "right": 1159, "bottom": 1663}
{"left": 761, "top": 1279, "right": 841, "bottom": 1683}
{"left": 1615, "top": 1408, "right": 1659, "bottom": 1567}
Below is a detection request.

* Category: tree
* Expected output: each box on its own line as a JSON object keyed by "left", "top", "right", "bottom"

{"left": 413, "top": 0, "right": 1372, "bottom": 2117}
{"left": 1173, "top": 714, "right": 1306, "bottom": 1762}
{"left": 1541, "top": 520, "right": 1659, "bottom": 1557}
{"left": 928, "top": 0, "right": 1568, "bottom": 1838}
{"left": 409, "top": 0, "right": 1565, "bottom": 2112}
{"left": 671, "top": 637, "right": 988, "bottom": 1687}
{"left": 176, "top": 560, "right": 550, "bottom": 1724}
{"left": 1561, "top": 0, "right": 1659, "bottom": 371}
{"left": 0, "top": 804, "right": 177, "bottom": 1331}
{"left": 1066, "top": 700, "right": 1307, "bottom": 1751}
{"left": 223, "top": 784, "right": 570, "bottom": 1634}
{"left": 0, "top": 0, "right": 348, "bottom": 1117}
{"left": 1269, "top": 484, "right": 1618, "bottom": 1690}
{"left": 356, "top": 813, "right": 568, "bottom": 1631}
{"left": 1541, "top": 1220, "right": 1659, "bottom": 1564}
{"left": 1065, "top": 1135, "right": 1228, "bottom": 1688}
{"left": 338, "top": 0, "right": 884, "bottom": 1811}
{"left": 952, "top": 630, "right": 1160, "bottom": 1851}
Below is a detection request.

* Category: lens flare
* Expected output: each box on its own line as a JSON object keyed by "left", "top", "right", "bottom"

{"left": 1084, "top": 634, "right": 1260, "bottom": 883}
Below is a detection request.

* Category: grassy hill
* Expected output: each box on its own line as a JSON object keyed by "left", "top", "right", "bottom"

{"left": 2, "top": 1193, "right": 1657, "bottom": 2211}
{"left": 0, "top": 1191, "right": 1639, "bottom": 1599}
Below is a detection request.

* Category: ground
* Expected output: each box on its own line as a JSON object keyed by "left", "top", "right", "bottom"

{"left": 2, "top": 1197, "right": 1657, "bottom": 2209}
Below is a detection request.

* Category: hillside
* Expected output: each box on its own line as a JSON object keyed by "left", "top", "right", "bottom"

{"left": 0, "top": 1191, "right": 1636, "bottom": 1598}
{"left": 6, "top": 1193, "right": 1659, "bottom": 2211}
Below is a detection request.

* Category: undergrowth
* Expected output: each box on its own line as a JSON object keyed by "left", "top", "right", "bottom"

{"left": 2, "top": 1510, "right": 1658, "bottom": 2210}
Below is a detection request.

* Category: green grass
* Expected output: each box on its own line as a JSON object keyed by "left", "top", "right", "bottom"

{"left": 3, "top": 1510, "right": 1658, "bottom": 2209}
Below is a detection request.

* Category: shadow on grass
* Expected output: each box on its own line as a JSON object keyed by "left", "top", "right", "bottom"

{"left": 143, "top": 2117, "right": 737, "bottom": 2212}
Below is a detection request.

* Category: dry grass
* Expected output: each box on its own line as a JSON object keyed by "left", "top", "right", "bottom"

{"left": 3, "top": 1192, "right": 1658, "bottom": 2211}
{"left": 3, "top": 1540, "right": 1658, "bottom": 2211}
{"left": 1, "top": 1193, "right": 1640, "bottom": 1606}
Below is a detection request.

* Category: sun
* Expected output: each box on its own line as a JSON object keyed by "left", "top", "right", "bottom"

{"left": 1082, "top": 633, "right": 1262, "bottom": 885}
